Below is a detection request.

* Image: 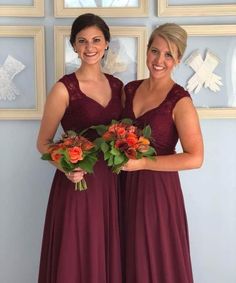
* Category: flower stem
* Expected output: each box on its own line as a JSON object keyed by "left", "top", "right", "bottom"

{"left": 75, "top": 178, "right": 88, "bottom": 191}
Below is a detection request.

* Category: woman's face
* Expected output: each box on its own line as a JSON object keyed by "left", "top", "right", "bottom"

{"left": 146, "top": 35, "right": 178, "bottom": 80}
{"left": 73, "top": 25, "right": 108, "bottom": 65}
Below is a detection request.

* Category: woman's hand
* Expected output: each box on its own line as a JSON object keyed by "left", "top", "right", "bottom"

{"left": 65, "top": 168, "right": 86, "bottom": 183}
{"left": 121, "top": 158, "right": 146, "bottom": 172}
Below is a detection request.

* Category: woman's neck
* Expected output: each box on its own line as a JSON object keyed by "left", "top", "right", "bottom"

{"left": 146, "top": 76, "right": 174, "bottom": 92}
{"left": 75, "top": 63, "right": 105, "bottom": 81}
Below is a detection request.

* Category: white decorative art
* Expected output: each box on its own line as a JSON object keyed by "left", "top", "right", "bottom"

{"left": 0, "top": 55, "right": 25, "bottom": 101}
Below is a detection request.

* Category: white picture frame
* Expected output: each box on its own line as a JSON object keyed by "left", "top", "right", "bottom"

{"left": 158, "top": 0, "right": 236, "bottom": 17}
{"left": 0, "top": 26, "right": 46, "bottom": 120}
{"left": 54, "top": 0, "right": 148, "bottom": 17}
{"left": 0, "top": 0, "right": 44, "bottom": 17}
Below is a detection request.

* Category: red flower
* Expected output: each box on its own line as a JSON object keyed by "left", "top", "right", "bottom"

{"left": 115, "top": 139, "right": 128, "bottom": 151}
{"left": 125, "top": 147, "right": 137, "bottom": 159}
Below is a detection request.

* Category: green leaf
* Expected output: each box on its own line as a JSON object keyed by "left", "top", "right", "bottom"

{"left": 114, "top": 154, "right": 125, "bottom": 165}
{"left": 111, "top": 119, "right": 119, "bottom": 124}
{"left": 41, "top": 153, "right": 52, "bottom": 160}
{"left": 60, "top": 158, "right": 74, "bottom": 172}
{"left": 78, "top": 128, "right": 89, "bottom": 136}
{"left": 110, "top": 147, "right": 120, "bottom": 156}
{"left": 136, "top": 152, "right": 142, "bottom": 159}
{"left": 142, "top": 125, "right": 152, "bottom": 138}
{"left": 108, "top": 155, "right": 114, "bottom": 166}
{"left": 91, "top": 124, "right": 107, "bottom": 136}
{"left": 101, "top": 142, "right": 109, "bottom": 153}
{"left": 66, "top": 130, "right": 77, "bottom": 136}
{"left": 104, "top": 151, "right": 112, "bottom": 161}
{"left": 79, "top": 154, "right": 97, "bottom": 173}
{"left": 93, "top": 137, "right": 104, "bottom": 147}
{"left": 121, "top": 118, "right": 133, "bottom": 125}
{"left": 141, "top": 147, "right": 156, "bottom": 157}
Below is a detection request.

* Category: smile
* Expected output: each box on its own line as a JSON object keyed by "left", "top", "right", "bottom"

{"left": 84, "top": 52, "right": 97, "bottom": 57}
{"left": 153, "top": 65, "right": 164, "bottom": 70}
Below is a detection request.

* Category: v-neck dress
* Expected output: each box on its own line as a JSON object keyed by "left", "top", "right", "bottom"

{"left": 120, "top": 80, "right": 194, "bottom": 283}
{"left": 38, "top": 73, "right": 123, "bottom": 283}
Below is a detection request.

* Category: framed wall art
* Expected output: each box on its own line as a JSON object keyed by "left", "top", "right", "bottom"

{"left": 158, "top": 0, "right": 236, "bottom": 17}
{"left": 0, "top": 0, "right": 44, "bottom": 17}
{"left": 171, "top": 25, "right": 236, "bottom": 118}
{"left": 54, "top": 26, "right": 148, "bottom": 85}
{"left": 0, "top": 26, "right": 45, "bottom": 120}
{"left": 54, "top": 0, "right": 148, "bottom": 17}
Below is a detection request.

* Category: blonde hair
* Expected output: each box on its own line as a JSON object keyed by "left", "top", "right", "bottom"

{"left": 147, "top": 23, "right": 187, "bottom": 62}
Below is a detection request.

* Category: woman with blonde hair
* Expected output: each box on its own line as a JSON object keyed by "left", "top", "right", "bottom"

{"left": 121, "top": 23, "right": 204, "bottom": 283}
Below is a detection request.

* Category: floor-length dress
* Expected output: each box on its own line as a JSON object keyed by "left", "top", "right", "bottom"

{"left": 121, "top": 80, "right": 194, "bottom": 283}
{"left": 38, "top": 73, "right": 123, "bottom": 283}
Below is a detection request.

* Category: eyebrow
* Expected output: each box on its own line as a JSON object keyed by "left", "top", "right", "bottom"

{"left": 77, "top": 35, "right": 103, "bottom": 39}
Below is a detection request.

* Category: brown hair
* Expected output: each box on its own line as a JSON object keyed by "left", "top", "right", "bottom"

{"left": 70, "top": 13, "right": 110, "bottom": 46}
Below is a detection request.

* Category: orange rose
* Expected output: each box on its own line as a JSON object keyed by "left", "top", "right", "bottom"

{"left": 103, "top": 131, "right": 113, "bottom": 141}
{"left": 51, "top": 150, "right": 62, "bottom": 162}
{"left": 116, "top": 126, "right": 126, "bottom": 137}
{"left": 67, "top": 146, "right": 83, "bottom": 163}
{"left": 126, "top": 133, "right": 139, "bottom": 148}
{"left": 83, "top": 141, "right": 94, "bottom": 151}
{"left": 108, "top": 124, "right": 118, "bottom": 133}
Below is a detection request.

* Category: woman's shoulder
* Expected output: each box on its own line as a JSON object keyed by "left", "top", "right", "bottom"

{"left": 172, "top": 83, "right": 191, "bottom": 98}
{"left": 58, "top": 73, "right": 76, "bottom": 85}
{"left": 124, "top": 79, "right": 144, "bottom": 94}
{"left": 169, "top": 83, "right": 192, "bottom": 105}
{"left": 105, "top": 73, "right": 123, "bottom": 88}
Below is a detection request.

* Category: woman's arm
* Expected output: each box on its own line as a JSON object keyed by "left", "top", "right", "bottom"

{"left": 122, "top": 97, "right": 204, "bottom": 172}
{"left": 37, "top": 82, "right": 69, "bottom": 154}
{"left": 37, "top": 81, "right": 85, "bottom": 182}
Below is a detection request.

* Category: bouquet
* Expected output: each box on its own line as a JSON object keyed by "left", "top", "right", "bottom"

{"left": 41, "top": 130, "right": 98, "bottom": 191}
{"left": 92, "top": 118, "right": 156, "bottom": 173}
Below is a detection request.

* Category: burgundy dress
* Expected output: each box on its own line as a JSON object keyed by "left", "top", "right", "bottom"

{"left": 121, "top": 80, "right": 194, "bottom": 283}
{"left": 38, "top": 73, "right": 123, "bottom": 283}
